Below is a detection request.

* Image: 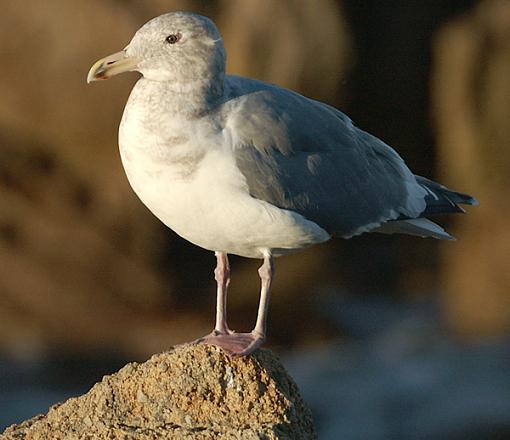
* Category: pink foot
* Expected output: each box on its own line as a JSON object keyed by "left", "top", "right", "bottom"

{"left": 196, "top": 330, "right": 265, "bottom": 356}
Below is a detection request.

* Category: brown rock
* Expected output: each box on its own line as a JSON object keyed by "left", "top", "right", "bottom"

{"left": 2, "top": 344, "right": 317, "bottom": 439}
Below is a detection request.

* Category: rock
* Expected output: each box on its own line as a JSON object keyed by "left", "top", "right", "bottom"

{"left": 1, "top": 344, "right": 317, "bottom": 439}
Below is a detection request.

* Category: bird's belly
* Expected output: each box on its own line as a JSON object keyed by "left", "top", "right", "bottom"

{"left": 119, "top": 148, "right": 330, "bottom": 258}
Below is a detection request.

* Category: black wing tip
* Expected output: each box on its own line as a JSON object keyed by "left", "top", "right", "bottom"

{"left": 415, "top": 176, "right": 478, "bottom": 208}
{"left": 453, "top": 192, "right": 479, "bottom": 207}
{"left": 464, "top": 196, "right": 479, "bottom": 206}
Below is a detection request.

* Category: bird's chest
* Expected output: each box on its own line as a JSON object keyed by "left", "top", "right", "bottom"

{"left": 118, "top": 109, "right": 252, "bottom": 250}
{"left": 120, "top": 112, "right": 216, "bottom": 214}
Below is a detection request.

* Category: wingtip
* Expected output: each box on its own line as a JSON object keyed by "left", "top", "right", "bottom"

{"left": 469, "top": 197, "right": 479, "bottom": 206}
{"left": 455, "top": 192, "right": 479, "bottom": 207}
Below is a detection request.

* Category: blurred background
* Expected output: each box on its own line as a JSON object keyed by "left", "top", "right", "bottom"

{"left": 1, "top": 0, "right": 509, "bottom": 438}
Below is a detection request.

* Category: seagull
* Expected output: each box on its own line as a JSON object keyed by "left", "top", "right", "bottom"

{"left": 87, "top": 12, "right": 477, "bottom": 356}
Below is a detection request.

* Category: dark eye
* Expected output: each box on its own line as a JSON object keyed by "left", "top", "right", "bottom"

{"left": 165, "top": 33, "right": 181, "bottom": 44}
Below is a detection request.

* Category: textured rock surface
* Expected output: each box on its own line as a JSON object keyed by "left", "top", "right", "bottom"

{"left": 2, "top": 344, "right": 317, "bottom": 439}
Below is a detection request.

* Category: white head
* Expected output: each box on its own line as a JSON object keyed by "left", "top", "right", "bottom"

{"left": 88, "top": 12, "right": 226, "bottom": 90}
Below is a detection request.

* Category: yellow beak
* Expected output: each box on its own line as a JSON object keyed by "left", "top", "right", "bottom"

{"left": 87, "top": 50, "right": 140, "bottom": 83}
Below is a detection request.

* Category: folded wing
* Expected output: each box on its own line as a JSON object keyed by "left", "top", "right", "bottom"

{"left": 222, "top": 76, "right": 471, "bottom": 239}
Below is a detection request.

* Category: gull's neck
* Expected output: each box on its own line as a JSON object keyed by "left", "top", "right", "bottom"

{"left": 136, "top": 74, "right": 225, "bottom": 117}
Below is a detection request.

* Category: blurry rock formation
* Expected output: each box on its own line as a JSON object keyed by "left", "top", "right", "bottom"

{"left": 433, "top": 0, "right": 510, "bottom": 337}
{"left": 2, "top": 344, "right": 317, "bottom": 439}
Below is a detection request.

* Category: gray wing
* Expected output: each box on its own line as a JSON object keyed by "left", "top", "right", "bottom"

{"left": 222, "top": 76, "right": 427, "bottom": 237}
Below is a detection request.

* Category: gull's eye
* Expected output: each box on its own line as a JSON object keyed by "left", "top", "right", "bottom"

{"left": 165, "top": 33, "right": 181, "bottom": 44}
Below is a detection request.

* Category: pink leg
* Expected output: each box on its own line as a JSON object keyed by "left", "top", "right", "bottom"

{"left": 253, "top": 254, "right": 274, "bottom": 337}
{"left": 213, "top": 251, "right": 231, "bottom": 334}
{"left": 196, "top": 252, "right": 274, "bottom": 356}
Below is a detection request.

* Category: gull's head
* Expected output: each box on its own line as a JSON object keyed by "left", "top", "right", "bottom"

{"left": 87, "top": 12, "right": 225, "bottom": 85}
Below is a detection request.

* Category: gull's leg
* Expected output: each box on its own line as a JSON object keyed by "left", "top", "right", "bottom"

{"left": 213, "top": 251, "right": 231, "bottom": 334}
{"left": 254, "top": 254, "right": 274, "bottom": 336}
{"left": 196, "top": 252, "right": 274, "bottom": 357}
{"left": 196, "top": 252, "right": 232, "bottom": 344}
{"left": 234, "top": 253, "right": 274, "bottom": 356}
